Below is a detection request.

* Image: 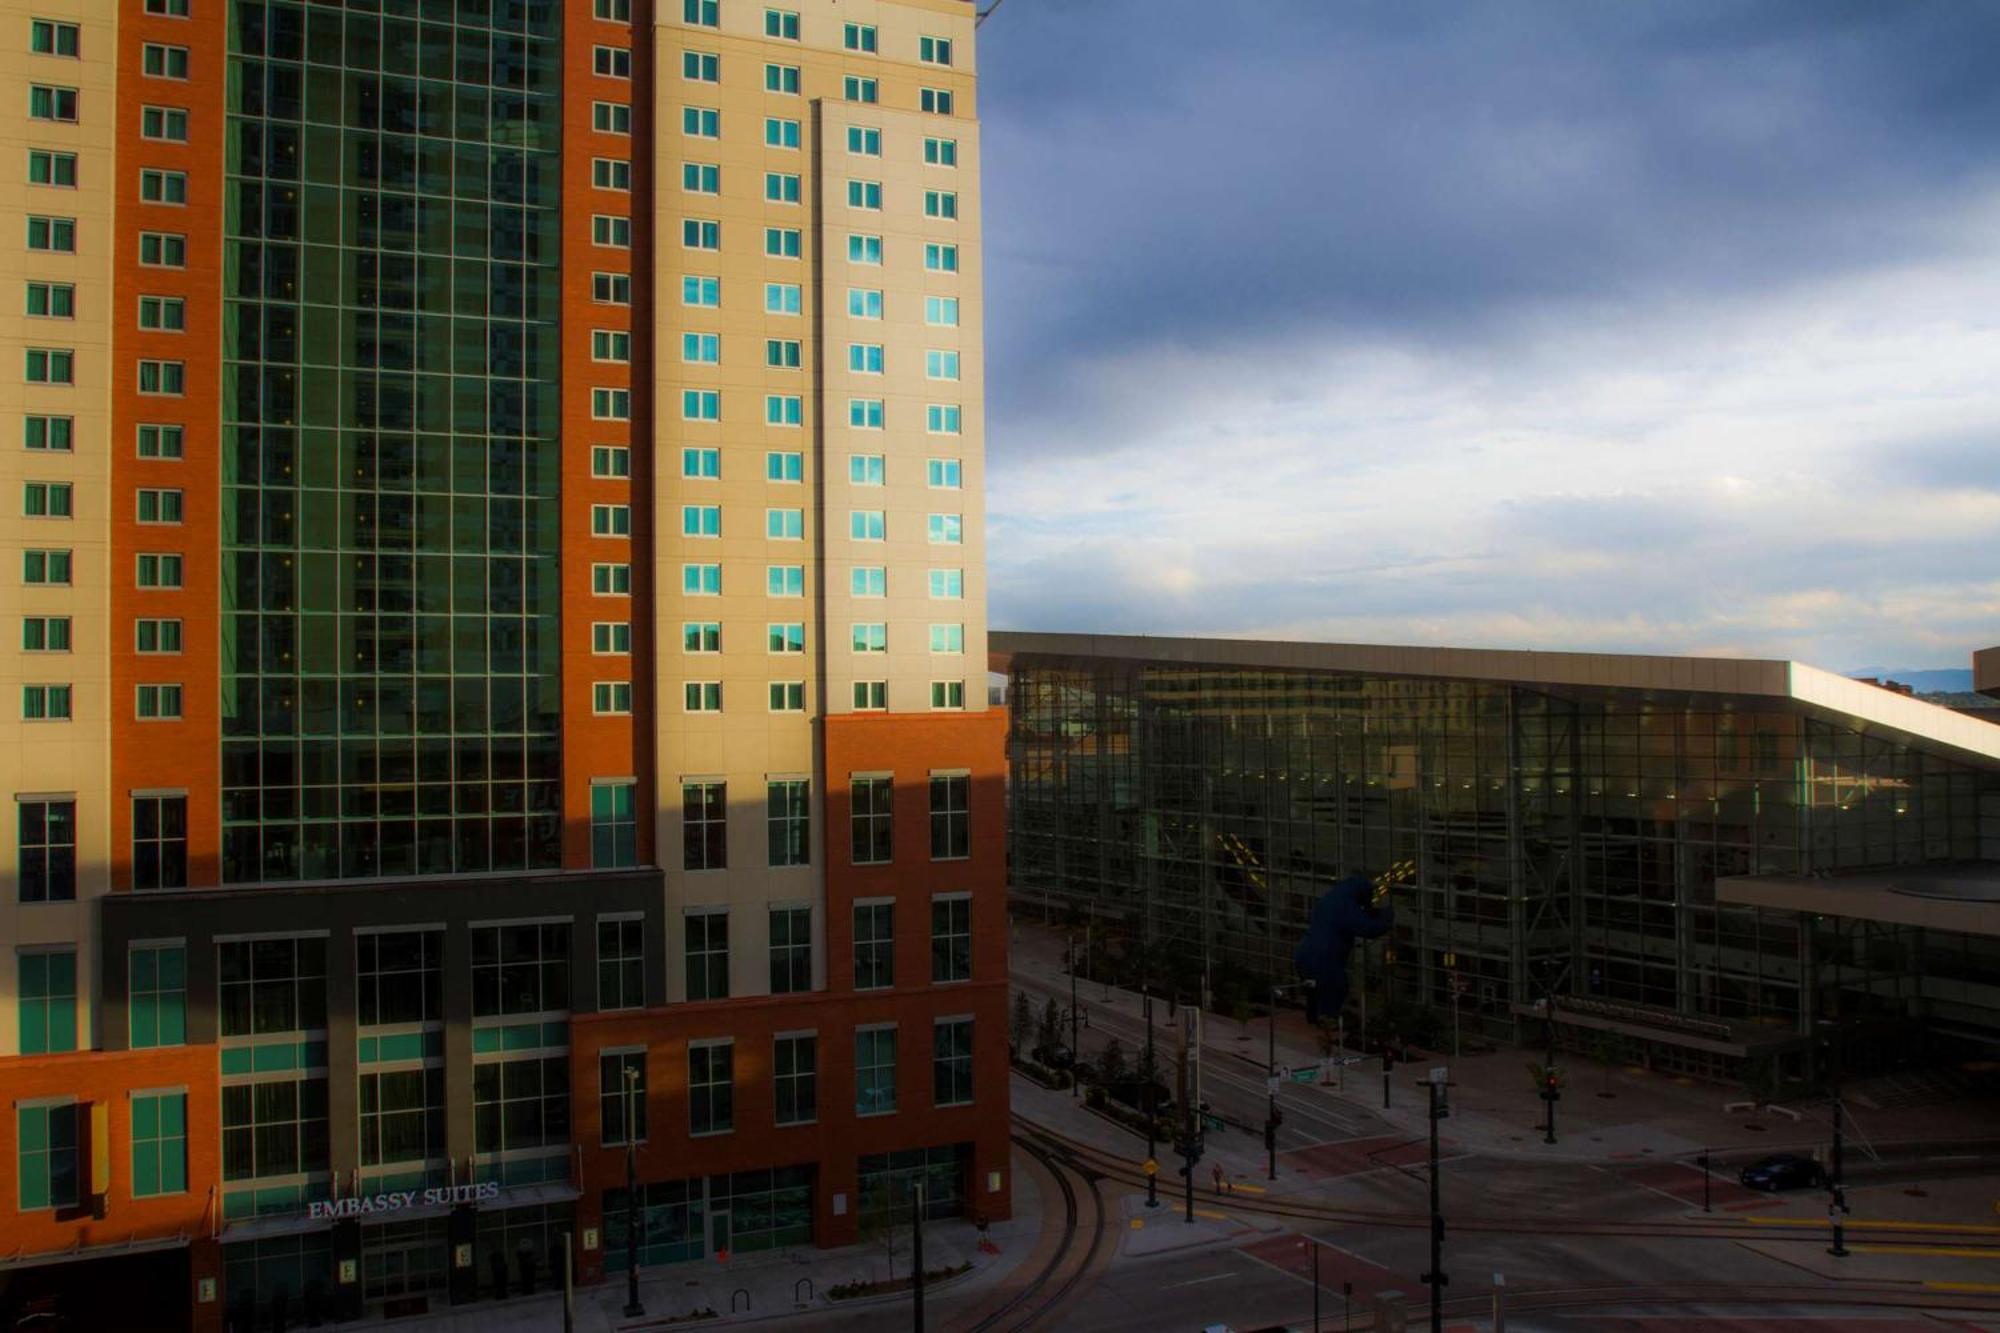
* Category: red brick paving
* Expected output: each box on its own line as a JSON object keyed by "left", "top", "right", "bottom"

{"left": 1239, "top": 1231, "right": 1400, "bottom": 1302}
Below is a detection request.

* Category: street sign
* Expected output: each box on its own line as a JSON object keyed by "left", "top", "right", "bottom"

{"left": 1291, "top": 1067, "right": 1320, "bottom": 1085}
{"left": 1429, "top": 1065, "right": 1449, "bottom": 1085}
{"left": 1201, "top": 1113, "right": 1225, "bottom": 1132}
{"left": 1143, "top": 1158, "right": 1158, "bottom": 1177}
{"left": 1266, "top": 1075, "right": 1282, "bottom": 1094}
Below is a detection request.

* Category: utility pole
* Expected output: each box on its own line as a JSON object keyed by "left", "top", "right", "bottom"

{"left": 912, "top": 1179, "right": 926, "bottom": 1330}
{"left": 1178, "top": 1012, "right": 1196, "bottom": 1224}
{"left": 622, "top": 1065, "right": 643, "bottom": 1318}
{"left": 1699, "top": 1149, "right": 1711, "bottom": 1213}
{"left": 1421, "top": 1072, "right": 1449, "bottom": 1333}
{"left": 1144, "top": 988, "right": 1159, "bottom": 1208}
{"left": 1308, "top": 1236, "right": 1321, "bottom": 1332}
{"left": 561, "top": 1230, "right": 574, "bottom": 1333}
{"left": 1540, "top": 967, "right": 1559, "bottom": 1146}
{"left": 1827, "top": 1033, "right": 1849, "bottom": 1258}
{"left": 1266, "top": 985, "right": 1280, "bottom": 1181}
{"left": 1069, "top": 934, "right": 1081, "bottom": 1099}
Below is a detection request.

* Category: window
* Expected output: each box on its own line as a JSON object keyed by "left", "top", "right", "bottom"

{"left": 851, "top": 566, "right": 886, "bottom": 597}
{"left": 765, "top": 118, "right": 800, "bottom": 149}
{"left": 856, "top": 1027, "right": 896, "bottom": 1115}
{"left": 765, "top": 395, "right": 802, "bottom": 426}
{"left": 768, "top": 622, "right": 804, "bottom": 654}
{"left": 137, "top": 684, "right": 184, "bottom": 719}
{"left": 926, "top": 350, "right": 961, "bottom": 382}
{"left": 594, "top": 504, "right": 633, "bottom": 537}
{"left": 768, "top": 780, "right": 808, "bottom": 867}
{"left": 847, "top": 180, "right": 882, "bottom": 210}
{"left": 469, "top": 923, "right": 566, "bottom": 1018}
{"left": 851, "top": 622, "right": 887, "bottom": 654}
{"left": 22, "top": 685, "right": 71, "bottom": 720}
{"left": 770, "top": 678, "right": 805, "bottom": 711}
{"left": 920, "top": 88, "right": 955, "bottom": 116}
{"left": 23, "top": 549, "right": 71, "bottom": 585}
{"left": 139, "top": 231, "right": 186, "bottom": 266}
{"left": 685, "top": 910, "right": 728, "bottom": 998}
{"left": 143, "top": 43, "right": 190, "bottom": 78}
{"left": 138, "top": 360, "right": 185, "bottom": 395}
{"left": 592, "top": 101, "right": 631, "bottom": 134}
{"left": 129, "top": 943, "right": 186, "bottom": 1047}
{"left": 683, "top": 275, "right": 720, "bottom": 307}
{"left": 598, "top": 916, "right": 644, "bottom": 1010}
{"left": 355, "top": 930, "right": 442, "bottom": 1028}
{"left": 593, "top": 563, "right": 632, "bottom": 596}
{"left": 931, "top": 774, "right": 971, "bottom": 859}
{"left": 933, "top": 1018, "right": 973, "bottom": 1107}
{"left": 849, "top": 343, "right": 884, "bottom": 375}
{"left": 592, "top": 331, "right": 631, "bottom": 364}
{"left": 592, "top": 783, "right": 637, "bottom": 868}
{"left": 849, "top": 509, "right": 886, "bottom": 542}
{"left": 682, "top": 390, "right": 720, "bottom": 421}
{"left": 682, "top": 218, "right": 720, "bottom": 250}
{"left": 17, "top": 1102, "right": 78, "bottom": 1211}
{"left": 21, "top": 615, "right": 71, "bottom": 650}
{"left": 767, "top": 339, "right": 802, "bottom": 369}
{"left": 136, "top": 618, "right": 183, "bottom": 653}
{"left": 27, "top": 216, "right": 76, "bottom": 252}
{"left": 689, "top": 1042, "right": 733, "bottom": 1134}
{"left": 133, "top": 794, "right": 187, "bottom": 889}
{"left": 925, "top": 190, "right": 958, "bottom": 219}
{"left": 764, "top": 63, "right": 800, "bottom": 95}
{"left": 139, "top": 296, "right": 186, "bottom": 331}
{"left": 925, "top": 243, "right": 959, "bottom": 272}
{"left": 924, "top": 137, "right": 959, "bottom": 167}
{"left": 471, "top": 1057, "right": 564, "bottom": 1164}
{"left": 594, "top": 45, "right": 631, "bottom": 77}
{"left": 26, "top": 416, "right": 73, "bottom": 451}
{"left": 18, "top": 949, "right": 76, "bottom": 1053}
{"left": 848, "top": 288, "right": 883, "bottom": 319}
{"left": 593, "top": 272, "right": 632, "bottom": 304}
{"left": 139, "top": 170, "right": 186, "bottom": 208}
{"left": 853, "top": 681, "right": 888, "bottom": 711}
{"left": 844, "top": 23, "right": 877, "bottom": 52}
{"left": 141, "top": 106, "right": 189, "bottom": 141}
{"left": 767, "top": 564, "right": 804, "bottom": 597}
{"left": 684, "top": 0, "right": 718, "bottom": 26}
{"left": 766, "top": 508, "right": 804, "bottom": 540}
{"left": 362, "top": 1066, "right": 446, "bottom": 1169}
{"left": 683, "top": 783, "right": 726, "bottom": 871}
{"left": 851, "top": 776, "right": 893, "bottom": 865}
{"left": 759, "top": 228, "right": 801, "bottom": 263}
{"left": 599, "top": 1051, "right": 647, "bottom": 1146}
{"left": 27, "top": 151, "right": 77, "bottom": 188}
{"left": 765, "top": 283, "right": 801, "bottom": 315}
{"left": 682, "top": 162, "right": 719, "bottom": 193}
{"left": 928, "top": 513, "right": 963, "bottom": 545}
{"left": 680, "top": 504, "right": 718, "bottom": 537}
{"left": 849, "top": 399, "right": 884, "bottom": 430}
{"left": 932, "top": 896, "right": 972, "bottom": 982}
{"left": 682, "top": 563, "right": 721, "bottom": 595}
{"left": 596, "top": 0, "right": 632, "bottom": 20}
{"left": 29, "top": 85, "right": 78, "bottom": 122}
{"left": 593, "top": 681, "right": 633, "bottom": 715}
{"left": 766, "top": 450, "right": 803, "bottom": 482}
{"left": 765, "top": 7, "right": 799, "bottom": 38}
{"left": 26, "top": 349, "right": 74, "bottom": 385}
{"left": 132, "top": 1092, "right": 189, "bottom": 1196}
{"left": 26, "top": 282, "right": 74, "bottom": 318}
{"left": 929, "top": 569, "right": 964, "bottom": 600}
{"left": 928, "top": 458, "right": 964, "bottom": 488}
{"left": 31, "top": 20, "right": 80, "bottom": 56}
{"left": 854, "top": 902, "right": 893, "bottom": 990}
{"left": 774, "top": 1033, "right": 816, "bottom": 1124}
{"left": 929, "top": 624, "right": 965, "bottom": 655}
{"left": 683, "top": 681, "right": 721, "bottom": 712}
{"left": 591, "top": 158, "right": 631, "bottom": 191}
{"left": 848, "top": 234, "right": 883, "bottom": 265}
{"left": 682, "top": 331, "right": 718, "bottom": 365}
{"left": 850, "top": 454, "right": 886, "bottom": 486}
{"left": 216, "top": 936, "right": 326, "bottom": 1040}
{"left": 683, "top": 621, "right": 721, "bottom": 653}
{"left": 591, "top": 622, "right": 632, "bottom": 655}
{"left": 769, "top": 908, "right": 811, "bottom": 995}
{"left": 592, "top": 215, "right": 631, "bottom": 247}
{"left": 846, "top": 127, "right": 883, "bottom": 158}
{"left": 683, "top": 106, "right": 720, "bottom": 138}
{"left": 15, "top": 797, "right": 73, "bottom": 907}
{"left": 137, "top": 488, "right": 184, "bottom": 523}
{"left": 144, "top": 0, "right": 190, "bottom": 16}
{"left": 23, "top": 482, "right": 71, "bottom": 517}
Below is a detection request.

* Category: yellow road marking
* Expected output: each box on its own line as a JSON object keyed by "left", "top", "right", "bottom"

{"left": 1192, "top": 1208, "right": 1232, "bottom": 1222}
{"left": 1925, "top": 1281, "right": 2000, "bottom": 1293}
{"left": 1855, "top": 1244, "right": 2000, "bottom": 1259}
{"left": 1229, "top": 1183, "right": 1268, "bottom": 1195}
{"left": 1130, "top": 1218, "right": 1144, "bottom": 1230}
{"left": 1743, "top": 1215, "right": 2000, "bottom": 1234}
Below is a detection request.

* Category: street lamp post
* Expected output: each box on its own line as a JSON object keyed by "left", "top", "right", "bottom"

{"left": 622, "top": 1065, "right": 643, "bottom": 1318}
{"left": 1420, "top": 1072, "right": 1449, "bottom": 1333}
{"left": 1069, "top": 934, "right": 1081, "bottom": 1099}
{"left": 1144, "top": 988, "right": 1159, "bottom": 1208}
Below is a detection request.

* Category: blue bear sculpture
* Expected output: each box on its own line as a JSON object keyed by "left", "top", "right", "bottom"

{"left": 1292, "top": 874, "right": 1394, "bottom": 1022}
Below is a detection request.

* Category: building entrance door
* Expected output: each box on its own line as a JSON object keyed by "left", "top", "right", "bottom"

{"left": 708, "top": 1209, "right": 732, "bottom": 1260}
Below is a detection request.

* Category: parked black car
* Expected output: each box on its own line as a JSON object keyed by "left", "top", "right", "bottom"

{"left": 1739, "top": 1154, "right": 1827, "bottom": 1191}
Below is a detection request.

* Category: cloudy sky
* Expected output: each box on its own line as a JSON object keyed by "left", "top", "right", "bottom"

{"left": 974, "top": 1, "right": 2000, "bottom": 673}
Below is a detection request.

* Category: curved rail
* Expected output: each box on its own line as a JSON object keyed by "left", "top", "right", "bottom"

{"left": 962, "top": 1132, "right": 1109, "bottom": 1333}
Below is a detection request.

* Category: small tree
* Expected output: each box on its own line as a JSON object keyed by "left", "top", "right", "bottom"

{"left": 858, "top": 1188, "right": 905, "bottom": 1284}
{"left": 1037, "top": 997, "right": 1062, "bottom": 1061}
{"left": 1010, "top": 990, "right": 1033, "bottom": 1059}
{"left": 1098, "top": 1037, "right": 1129, "bottom": 1089}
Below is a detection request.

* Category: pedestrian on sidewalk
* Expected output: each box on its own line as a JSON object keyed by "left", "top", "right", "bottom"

{"left": 1212, "top": 1163, "right": 1230, "bottom": 1195}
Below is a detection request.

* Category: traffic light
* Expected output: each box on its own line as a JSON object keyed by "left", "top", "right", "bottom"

{"left": 1263, "top": 1120, "right": 1277, "bottom": 1152}
{"left": 1382, "top": 1048, "right": 1394, "bottom": 1074}
{"left": 1541, "top": 1071, "right": 1561, "bottom": 1102}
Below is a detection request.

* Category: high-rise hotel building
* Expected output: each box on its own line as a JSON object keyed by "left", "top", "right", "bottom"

{"left": 0, "top": 0, "right": 1004, "bottom": 1325}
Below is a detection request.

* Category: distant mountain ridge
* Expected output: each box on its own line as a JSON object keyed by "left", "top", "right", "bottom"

{"left": 1845, "top": 668, "right": 1973, "bottom": 694}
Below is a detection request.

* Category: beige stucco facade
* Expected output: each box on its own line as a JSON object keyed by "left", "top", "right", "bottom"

{"left": 0, "top": 0, "right": 117, "bottom": 1056}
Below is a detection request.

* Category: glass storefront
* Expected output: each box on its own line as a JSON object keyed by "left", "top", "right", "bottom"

{"left": 857, "top": 1143, "right": 970, "bottom": 1227}
{"left": 603, "top": 1166, "right": 814, "bottom": 1271}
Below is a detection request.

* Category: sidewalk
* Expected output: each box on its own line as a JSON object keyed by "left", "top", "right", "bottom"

{"left": 1010, "top": 921, "right": 2000, "bottom": 1170}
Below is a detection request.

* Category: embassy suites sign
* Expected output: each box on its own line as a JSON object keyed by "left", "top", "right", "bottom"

{"left": 307, "top": 1181, "right": 500, "bottom": 1221}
